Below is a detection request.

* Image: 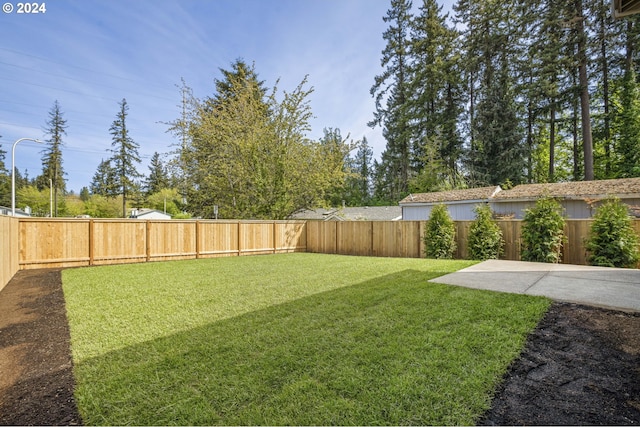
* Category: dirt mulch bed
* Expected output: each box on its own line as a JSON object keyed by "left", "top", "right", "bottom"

{"left": 0, "top": 269, "right": 639, "bottom": 426}
{"left": 480, "top": 303, "right": 640, "bottom": 425}
{"left": 0, "top": 269, "right": 81, "bottom": 426}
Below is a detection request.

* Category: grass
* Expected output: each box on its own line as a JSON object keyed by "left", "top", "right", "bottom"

{"left": 62, "top": 253, "right": 551, "bottom": 425}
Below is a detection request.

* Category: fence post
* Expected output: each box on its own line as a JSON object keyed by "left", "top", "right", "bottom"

{"left": 146, "top": 221, "right": 152, "bottom": 262}
{"left": 195, "top": 220, "right": 200, "bottom": 259}
{"left": 273, "top": 221, "right": 277, "bottom": 254}
{"left": 88, "top": 219, "right": 94, "bottom": 266}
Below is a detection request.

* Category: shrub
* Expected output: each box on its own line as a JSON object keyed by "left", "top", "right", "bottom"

{"left": 468, "top": 204, "right": 504, "bottom": 260}
{"left": 521, "top": 196, "right": 565, "bottom": 263}
{"left": 586, "top": 197, "right": 640, "bottom": 268}
{"left": 424, "top": 204, "right": 456, "bottom": 259}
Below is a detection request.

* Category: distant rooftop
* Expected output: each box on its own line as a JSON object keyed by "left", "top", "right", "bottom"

{"left": 290, "top": 206, "right": 401, "bottom": 221}
{"left": 399, "top": 186, "right": 501, "bottom": 204}
{"left": 494, "top": 178, "right": 640, "bottom": 200}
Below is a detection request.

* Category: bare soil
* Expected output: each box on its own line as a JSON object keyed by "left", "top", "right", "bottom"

{"left": 0, "top": 269, "right": 638, "bottom": 426}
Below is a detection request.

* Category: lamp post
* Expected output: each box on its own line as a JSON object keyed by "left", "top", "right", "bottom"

{"left": 11, "top": 138, "right": 43, "bottom": 216}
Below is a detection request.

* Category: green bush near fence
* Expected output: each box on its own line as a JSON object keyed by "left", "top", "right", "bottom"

{"left": 468, "top": 204, "right": 504, "bottom": 261}
{"left": 521, "top": 196, "right": 566, "bottom": 263}
{"left": 424, "top": 204, "right": 457, "bottom": 259}
{"left": 586, "top": 197, "right": 640, "bottom": 268}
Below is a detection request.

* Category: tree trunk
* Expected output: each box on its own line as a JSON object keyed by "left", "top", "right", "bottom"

{"left": 575, "top": 1, "right": 594, "bottom": 181}
{"left": 549, "top": 105, "right": 556, "bottom": 182}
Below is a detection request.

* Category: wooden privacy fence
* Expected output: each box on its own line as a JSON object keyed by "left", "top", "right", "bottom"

{"left": 0, "top": 215, "right": 19, "bottom": 293}
{"left": 18, "top": 219, "right": 307, "bottom": 270}
{"left": 307, "top": 219, "right": 640, "bottom": 266}
{"left": 5, "top": 218, "right": 640, "bottom": 280}
{"left": 306, "top": 221, "right": 426, "bottom": 258}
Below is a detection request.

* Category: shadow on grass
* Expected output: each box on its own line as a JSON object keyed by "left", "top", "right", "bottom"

{"left": 72, "top": 269, "right": 550, "bottom": 426}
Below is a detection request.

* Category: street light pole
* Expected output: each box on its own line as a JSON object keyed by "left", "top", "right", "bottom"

{"left": 11, "top": 138, "right": 43, "bottom": 216}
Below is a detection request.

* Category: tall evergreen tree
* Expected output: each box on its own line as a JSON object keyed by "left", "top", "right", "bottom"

{"left": 353, "top": 136, "right": 373, "bottom": 205}
{"left": 342, "top": 136, "right": 374, "bottom": 206}
{"left": 410, "top": 0, "right": 463, "bottom": 183}
{"left": 38, "top": 100, "right": 67, "bottom": 216}
{"left": 0, "top": 139, "right": 9, "bottom": 207}
{"left": 571, "top": 0, "right": 595, "bottom": 180}
{"left": 532, "top": 1, "right": 573, "bottom": 183}
{"left": 109, "top": 98, "right": 141, "bottom": 217}
{"left": 471, "top": 57, "right": 526, "bottom": 185}
{"left": 90, "top": 159, "right": 118, "bottom": 197}
{"left": 612, "top": 68, "right": 640, "bottom": 177}
{"left": 370, "top": 0, "right": 414, "bottom": 203}
{"left": 145, "top": 152, "right": 170, "bottom": 195}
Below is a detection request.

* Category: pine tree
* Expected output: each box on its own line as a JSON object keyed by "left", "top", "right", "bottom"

{"left": 0, "top": 140, "right": 9, "bottom": 207}
{"left": 90, "top": 159, "right": 118, "bottom": 197}
{"left": 370, "top": 0, "right": 414, "bottom": 203}
{"left": 612, "top": 68, "right": 640, "bottom": 177}
{"left": 532, "top": 1, "right": 573, "bottom": 183}
{"left": 471, "top": 58, "right": 526, "bottom": 186}
{"left": 145, "top": 152, "right": 170, "bottom": 195}
{"left": 571, "top": 0, "right": 595, "bottom": 180}
{"left": 410, "top": 0, "right": 463, "bottom": 183}
{"left": 342, "top": 136, "right": 373, "bottom": 206}
{"left": 353, "top": 136, "right": 373, "bottom": 205}
{"left": 109, "top": 98, "right": 141, "bottom": 217}
{"left": 79, "top": 186, "right": 90, "bottom": 202}
{"left": 38, "top": 100, "right": 67, "bottom": 216}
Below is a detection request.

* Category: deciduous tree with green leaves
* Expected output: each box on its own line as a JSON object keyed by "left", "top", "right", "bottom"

{"left": 177, "top": 60, "right": 351, "bottom": 219}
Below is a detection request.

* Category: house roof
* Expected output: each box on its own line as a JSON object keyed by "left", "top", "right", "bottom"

{"left": 399, "top": 186, "right": 501, "bottom": 205}
{"left": 494, "top": 178, "right": 640, "bottom": 201}
{"left": 131, "top": 208, "right": 171, "bottom": 218}
{"left": 613, "top": 0, "right": 640, "bottom": 18}
{"left": 290, "top": 206, "right": 402, "bottom": 221}
{"left": 0, "top": 206, "right": 31, "bottom": 217}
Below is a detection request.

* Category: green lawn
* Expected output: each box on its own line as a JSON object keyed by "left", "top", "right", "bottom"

{"left": 62, "top": 253, "right": 550, "bottom": 426}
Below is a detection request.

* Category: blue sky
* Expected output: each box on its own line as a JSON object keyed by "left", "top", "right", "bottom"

{"left": 1, "top": 0, "right": 453, "bottom": 193}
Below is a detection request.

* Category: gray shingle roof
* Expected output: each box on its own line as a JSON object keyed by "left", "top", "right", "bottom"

{"left": 399, "top": 186, "right": 501, "bottom": 204}
{"left": 494, "top": 178, "right": 640, "bottom": 200}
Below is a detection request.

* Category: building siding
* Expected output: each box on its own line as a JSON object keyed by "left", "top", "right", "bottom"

{"left": 402, "top": 202, "right": 485, "bottom": 221}
{"left": 404, "top": 197, "right": 640, "bottom": 220}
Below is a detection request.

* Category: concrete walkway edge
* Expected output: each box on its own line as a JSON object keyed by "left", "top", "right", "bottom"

{"left": 429, "top": 259, "right": 640, "bottom": 312}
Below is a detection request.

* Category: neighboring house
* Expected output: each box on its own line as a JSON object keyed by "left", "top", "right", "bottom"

{"left": 0, "top": 206, "right": 32, "bottom": 217}
{"left": 400, "top": 177, "right": 640, "bottom": 220}
{"left": 290, "top": 206, "right": 402, "bottom": 221}
{"left": 491, "top": 177, "right": 640, "bottom": 219}
{"left": 130, "top": 208, "right": 172, "bottom": 220}
{"left": 399, "top": 187, "right": 501, "bottom": 221}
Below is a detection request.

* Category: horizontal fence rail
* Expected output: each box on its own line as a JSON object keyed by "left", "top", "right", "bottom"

{"left": 18, "top": 219, "right": 307, "bottom": 270}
